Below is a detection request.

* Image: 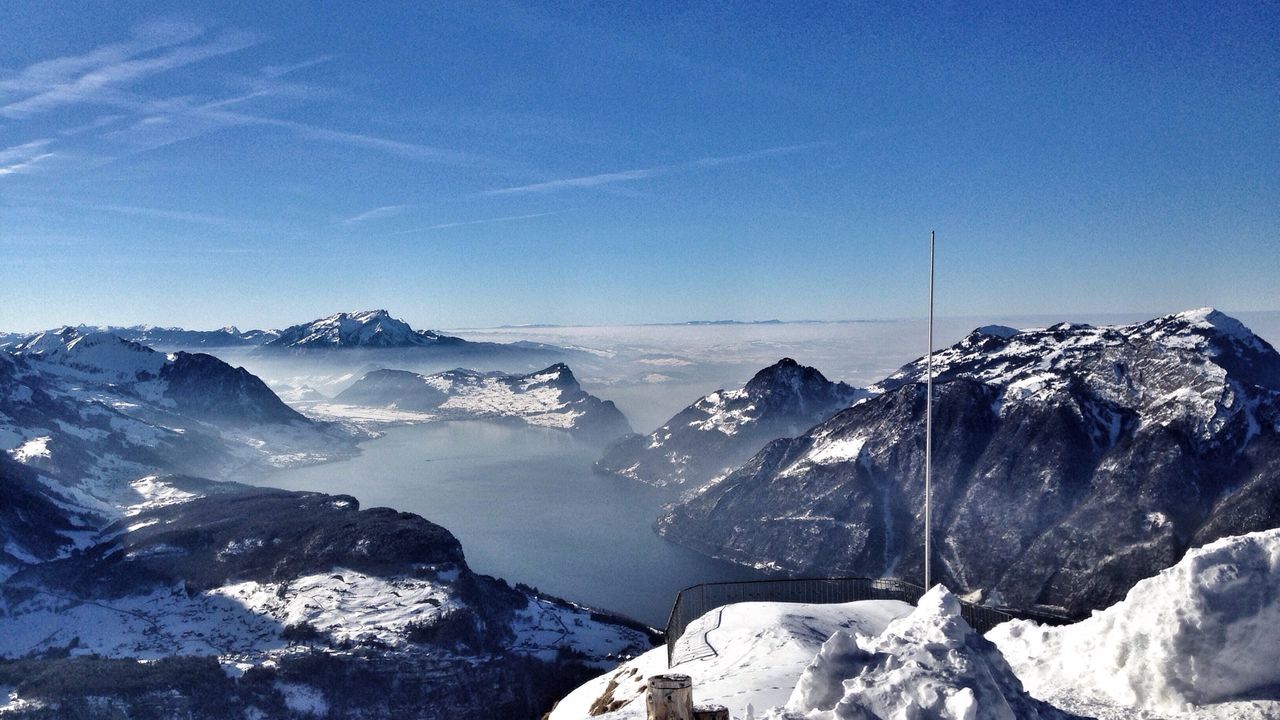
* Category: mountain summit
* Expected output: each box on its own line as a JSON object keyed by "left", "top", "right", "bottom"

{"left": 659, "top": 310, "right": 1280, "bottom": 616}
{"left": 596, "top": 358, "right": 865, "bottom": 486}
{"left": 265, "top": 310, "right": 455, "bottom": 349}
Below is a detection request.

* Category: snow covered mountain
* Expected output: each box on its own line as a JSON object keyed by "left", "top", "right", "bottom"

{"left": 327, "top": 363, "right": 633, "bottom": 444}
{"left": 107, "top": 324, "right": 279, "bottom": 348}
{"left": 0, "top": 453, "right": 99, "bottom": 581}
{"left": 266, "top": 309, "right": 458, "bottom": 349}
{"left": 4, "top": 324, "right": 280, "bottom": 349}
{"left": 0, "top": 475, "right": 654, "bottom": 719}
{"left": 0, "top": 329, "right": 354, "bottom": 504}
{"left": 0, "top": 326, "right": 653, "bottom": 719}
{"left": 658, "top": 309, "right": 1280, "bottom": 617}
{"left": 596, "top": 358, "right": 864, "bottom": 486}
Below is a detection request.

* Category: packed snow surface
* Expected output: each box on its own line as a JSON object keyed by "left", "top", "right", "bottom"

{"left": 780, "top": 586, "right": 1072, "bottom": 720}
{"left": 990, "top": 528, "right": 1280, "bottom": 719}
{"left": 549, "top": 600, "right": 912, "bottom": 720}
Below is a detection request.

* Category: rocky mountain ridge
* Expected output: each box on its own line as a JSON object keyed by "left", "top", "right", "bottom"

{"left": 596, "top": 358, "right": 864, "bottom": 486}
{"left": 658, "top": 309, "right": 1280, "bottom": 617}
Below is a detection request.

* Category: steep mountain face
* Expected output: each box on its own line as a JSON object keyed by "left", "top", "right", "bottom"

{"left": 331, "top": 364, "right": 633, "bottom": 444}
{"left": 0, "top": 454, "right": 99, "bottom": 581}
{"left": 596, "top": 358, "right": 864, "bottom": 486}
{"left": 0, "top": 477, "right": 654, "bottom": 719}
{"left": 658, "top": 310, "right": 1280, "bottom": 617}
{"left": 265, "top": 310, "right": 461, "bottom": 349}
{"left": 160, "top": 352, "right": 305, "bottom": 425}
{"left": 0, "top": 330, "right": 353, "bottom": 501}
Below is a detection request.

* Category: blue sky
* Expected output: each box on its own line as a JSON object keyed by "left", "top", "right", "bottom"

{"left": 0, "top": 1, "right": 1276, "bottom": 331}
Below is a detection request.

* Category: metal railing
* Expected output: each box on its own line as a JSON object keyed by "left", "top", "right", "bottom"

{"left": 664, "top": 576, "right": 1033, "bottom": 666}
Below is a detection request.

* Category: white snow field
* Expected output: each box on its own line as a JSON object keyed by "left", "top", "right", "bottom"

{"left": 550, "top": 588, "right": 1067, "bottom": 720}
{"left": 553, "top": 534, "right": 1280, "bottom": 720}
{"left": 549, "top": 599, "right": 914, "bottom": 720}
{"left": 990, "top": 528, "right": 1280, "bottom": 720}
{"left": 777, "top": 586, "right": 1072, "bottom": 720}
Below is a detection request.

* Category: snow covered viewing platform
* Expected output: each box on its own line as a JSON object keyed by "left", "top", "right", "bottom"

{"left": 663, "top": 577, "right": 1061, "bottom": 666}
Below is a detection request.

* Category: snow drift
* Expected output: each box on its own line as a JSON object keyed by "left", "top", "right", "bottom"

{"left": 990, "top": 527, "right": 1280, "bottom": 717}
{"left": 781, "top": 586, "right": 1073, "bottom": 720}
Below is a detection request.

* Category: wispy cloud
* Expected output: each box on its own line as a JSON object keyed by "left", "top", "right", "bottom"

{"left": 0, "top": 28, "right": 258, "bottom": 119}
{"left": 261, "top": 55, "right": 336, "bottom": 78}
{"left": 475, "top": 143, "right": 825, "bottom": 196}
{"left": 0, "top": 139, "right": 57, "bottom": 176}
{"left": 1, "top": 23, "right": 502, "bottom": 179}
{"left": 338, "top": 204, "right": 411, "bottom": 226}
{"left": 389, "top": 212, "right": 559, "bottom": 234}
{"left": 249, "top": 115, "right": 488, "bottom": 166}
{"left": 0, "top": 20, "right": 203, "bottom": 97}
{"left": 71, "top": 201, "right": 238, "bottom": 227}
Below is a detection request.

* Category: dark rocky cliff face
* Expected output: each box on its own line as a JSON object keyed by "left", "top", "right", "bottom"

{"left": 596, "top": 358, "right": 864, "bottom": 487}
{"left": 162, "top": 352, "right": 307, "bottom": 425}
{"left": 0, "top": 454, "right": 99, "bottom": 576}
{"left": 659, "top": 310, "right": 1280, "bottom": 617}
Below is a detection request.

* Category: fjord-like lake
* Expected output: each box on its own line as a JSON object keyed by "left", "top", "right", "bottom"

{"left": 255, "top": 421, "right": 766, "bottom": 627}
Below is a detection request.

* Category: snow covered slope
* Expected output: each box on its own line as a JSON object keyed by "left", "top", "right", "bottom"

{"left": 596, "top": 358, "right": 864, "bottom": 486}
{"left": 266, "top": 310, "right": 456, "bottom": 349}
{"left": 322, "top": 363, "right": 633, "bottom": 443}
{"left": 0, "top": 329, "right": 355, "bottom": 504}
{"left": 0, "top": 454, "right": 100, "bottom": 581}
{"left": 549, "top": 599, "right": 912, "bottom": 720}
{"left": 660, "top": 309, "right": 1280, "bottom": 616}
{"left": 990, "top": 527, "right": 1280, "bottom": 719}
{"left": 551, "top": 588, "right": 1073, "bottom": 720}
{"left": 0, "top": 476, "right": 655, "bottom": 719}
{"left": 780, "top": 587, "right": 1075, "bottom": 720}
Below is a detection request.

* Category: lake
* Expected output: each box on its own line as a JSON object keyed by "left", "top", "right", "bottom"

{"left": 253, "top": 421, "right": 767, "bottom": 627}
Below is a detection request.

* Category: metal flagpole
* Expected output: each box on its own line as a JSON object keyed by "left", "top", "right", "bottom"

{"left": 925, "top": 230, "right": 935, "bottom": 590}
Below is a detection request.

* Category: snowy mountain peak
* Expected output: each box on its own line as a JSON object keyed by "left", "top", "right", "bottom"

{"left": 266, "top": 310, "right": 447, "bottom": 349}
{"left": 1147, "top": 306, "right": 1262, "bottom": 345}
{"left": 596, "top": 358, "right": 865, "bottom": 486}
{"left": 743, "top": 358, "right": 856, "bottom": 400}
{"left": 11, "top": 328, "right": 167, "bottom": 381}
{"left": 972, "top": 324, "right": 1020, "bottom": 339}
{"left": 659, "top": 310, "right": 1280, "bottom": 619}
{"left": 870, "top": 309, "right": 1279, "bottom": 445}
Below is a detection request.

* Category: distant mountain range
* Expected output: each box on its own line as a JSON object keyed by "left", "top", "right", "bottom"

{"left": 259, "top": 310, "right": 568, "bottom": 358}
{"left": 0, "top": 324, "right": 281, "bottom": 349}
{"left": 331, "top": 363, "right": 632, "bottom": 444}
{"left": 0, "top": 321, "right": 652, "bottom": 718}
{"left": 0, "top": 328, "right": 355, "bottom": 505}
{"left": 596, "top": 358, "right": 864, "bottom": 486}
{"left": 657, "top": 309, "right": 1280, "bottom": 617}
{"left": 2, "top": 309, "right": 572, "bottom": 357}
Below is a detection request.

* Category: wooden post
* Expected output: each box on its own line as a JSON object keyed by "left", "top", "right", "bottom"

{"left": 693, "top": 704, "right": 730, "bottom": 720}
{"left": 646, "top": 674, "right": 693, "bottom": 720}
